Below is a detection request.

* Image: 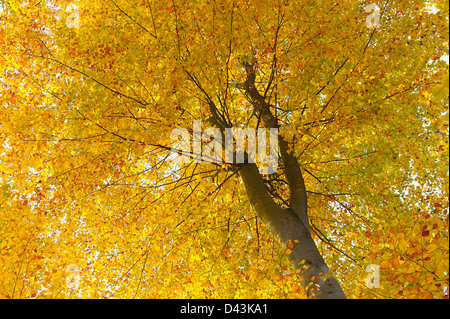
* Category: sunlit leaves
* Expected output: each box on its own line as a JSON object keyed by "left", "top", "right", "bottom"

{"left": 0, "top": 0, "right": 448, "bottom": 299}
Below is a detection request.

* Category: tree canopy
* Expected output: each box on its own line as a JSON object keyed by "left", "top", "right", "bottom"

{"left": 0, "top": 0, "right": 448, "bottom": 299}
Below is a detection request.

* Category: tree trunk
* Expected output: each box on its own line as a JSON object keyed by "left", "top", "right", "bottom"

{"left": 239, "top": 163, "right": 346, "bottom": 299}
{"left": 185, "top": 64, "right": 346, "bottom": 299}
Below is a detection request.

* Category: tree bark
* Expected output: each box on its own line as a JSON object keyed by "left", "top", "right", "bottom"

{"left": 242, "top": 61, "right": 309, "bottom": 229}
{"left": 239, "top": 163, "right": 346, "bottom": 299}
{"left": 239, "top": 61, "right": 346, "bottom": 298}
{"left": 184, "top": 64, "right": 346, "bottom": 299}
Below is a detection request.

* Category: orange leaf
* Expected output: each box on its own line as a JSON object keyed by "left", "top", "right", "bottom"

{"left": 423, "top": 292, "right": 434, "bottom": 299}
{"left": 288, "top": 240, "right": 294, "bottom": 249}
{"left": 389, "top": 274, "right": 399, "bottom": 281}
{"left": 407, "top": 274, "right": 416, "bottom": 284}
{"left": 391, "top": 257, "right": 399, "bottom": 267}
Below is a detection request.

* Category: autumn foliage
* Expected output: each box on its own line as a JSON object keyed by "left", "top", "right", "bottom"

{"left": 0, "top": 0, "right": 448, "bottom": 298}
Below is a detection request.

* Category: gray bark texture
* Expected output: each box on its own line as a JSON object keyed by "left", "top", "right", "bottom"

{"left": 185, "top": 62, "right": 347, "bottom": 299}
{"left": 239, "top": 164, "right": 346, "bottom": 299}
{"left": 240, "top": 61, "right": 346, "bottom": 298}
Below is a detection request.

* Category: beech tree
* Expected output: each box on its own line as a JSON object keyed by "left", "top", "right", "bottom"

{"left": 0, "top": 0, "right": 448, "bottom": 299}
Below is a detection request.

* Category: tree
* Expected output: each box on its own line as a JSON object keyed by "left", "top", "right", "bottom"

{"left": 0, "top": 0, "right": 448, "bottom": 299}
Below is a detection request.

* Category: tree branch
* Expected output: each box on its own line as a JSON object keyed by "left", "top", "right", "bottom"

{"left": 242, "top": 59, "right": 309, "bottom": 229}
